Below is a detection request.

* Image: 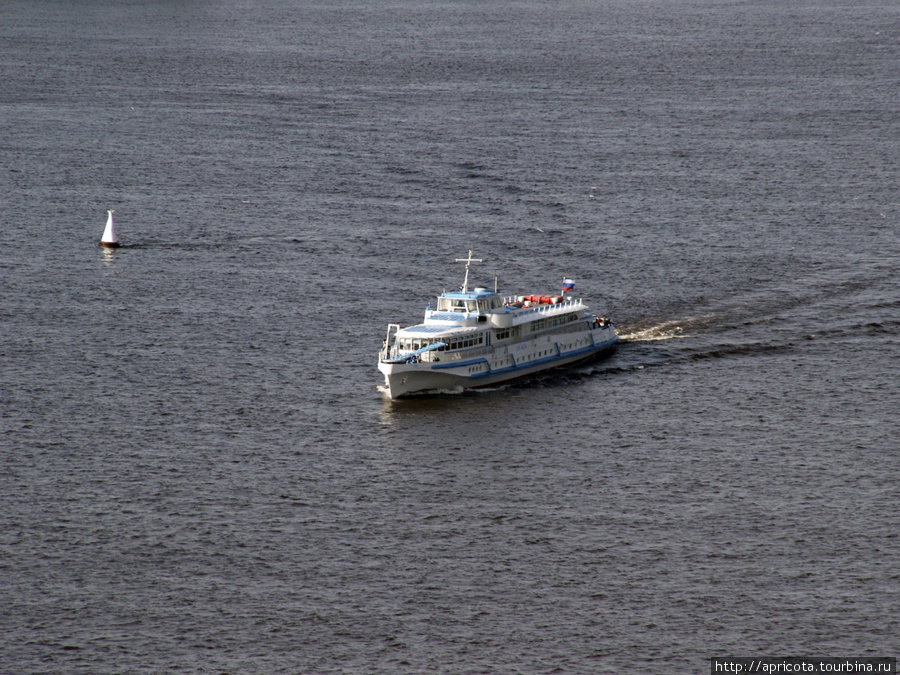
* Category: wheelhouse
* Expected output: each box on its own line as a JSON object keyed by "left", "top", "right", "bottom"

{"left": 435, "top": 291, "right": 504, "bottom": 314}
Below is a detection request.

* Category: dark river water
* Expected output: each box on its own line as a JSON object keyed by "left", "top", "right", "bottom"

{"left": 2, "top": 1, "right": 898, "bottom": 673}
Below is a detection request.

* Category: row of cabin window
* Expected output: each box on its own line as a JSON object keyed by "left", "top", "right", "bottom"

{"left": 529, "top": 313, "right": 578, "bottom": 332}
{"left": 400, "top": 334, "right": 485, "bottom": 352}
{"left": 400, "top": 314, "right": 580, "bottom": 351}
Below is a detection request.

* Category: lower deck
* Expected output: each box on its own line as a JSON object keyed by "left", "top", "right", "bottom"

{"left": 383, "top": 315, "right": 611, "bottom": 364}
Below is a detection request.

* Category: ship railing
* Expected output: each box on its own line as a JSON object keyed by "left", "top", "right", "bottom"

{"left": 386, "top": 341, "right": 448, "bottom": 364}
{"left": 384, "top": 350, "right": 419, "bottom": 364}
{"left": 502, "top": 298, "right": 583, "bottom": 316}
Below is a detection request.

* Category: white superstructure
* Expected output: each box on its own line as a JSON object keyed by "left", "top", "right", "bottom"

{"left": 378, "top": 251, "right": 618, "bottom": 398}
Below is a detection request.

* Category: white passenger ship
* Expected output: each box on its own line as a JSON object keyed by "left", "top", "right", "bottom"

{"left": 378, "top": 251, "right": 617, "bottom": 398}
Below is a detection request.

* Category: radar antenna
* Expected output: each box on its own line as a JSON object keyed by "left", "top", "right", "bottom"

{"left": 455, "top": 250, "right": 483, "bottom": 293}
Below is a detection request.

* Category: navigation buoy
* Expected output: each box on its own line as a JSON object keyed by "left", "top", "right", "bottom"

{"left": 99, "top": 209, "right": 120, "bottom": 248}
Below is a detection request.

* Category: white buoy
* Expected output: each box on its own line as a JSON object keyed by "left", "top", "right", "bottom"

{"left": 99, "top": 209, "right": 119, "bottom": 247}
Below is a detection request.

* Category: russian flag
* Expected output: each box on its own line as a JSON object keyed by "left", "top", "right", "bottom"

{"left": 562, "top": 278, "right": 575, "bottom": 292}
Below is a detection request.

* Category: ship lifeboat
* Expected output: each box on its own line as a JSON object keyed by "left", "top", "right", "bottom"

{"left": 522, "top": 295, "right": 563, "bottom": 305}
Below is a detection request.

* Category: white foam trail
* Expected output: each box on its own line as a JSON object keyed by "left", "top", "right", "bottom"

{"left": 619, "top": 321, "right": 689, "bottom": 342}
{"left": 619, "top": 312, "right": 722, "bottom": 342}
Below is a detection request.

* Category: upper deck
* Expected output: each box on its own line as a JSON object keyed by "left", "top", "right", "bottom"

{"left": 394, "top": 248, "right": 591, "bottom": 338}
{"left": 397, "top": 289, "right": 588, "bottom": 339}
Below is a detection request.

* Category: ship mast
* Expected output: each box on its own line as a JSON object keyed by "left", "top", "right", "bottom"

{"left": 455, "top": 250, "right": 483, "bottom": 293}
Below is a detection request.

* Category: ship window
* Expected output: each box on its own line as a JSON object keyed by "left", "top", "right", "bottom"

{"left": 437, "top": 298, "right": 451, "bottom": 311}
